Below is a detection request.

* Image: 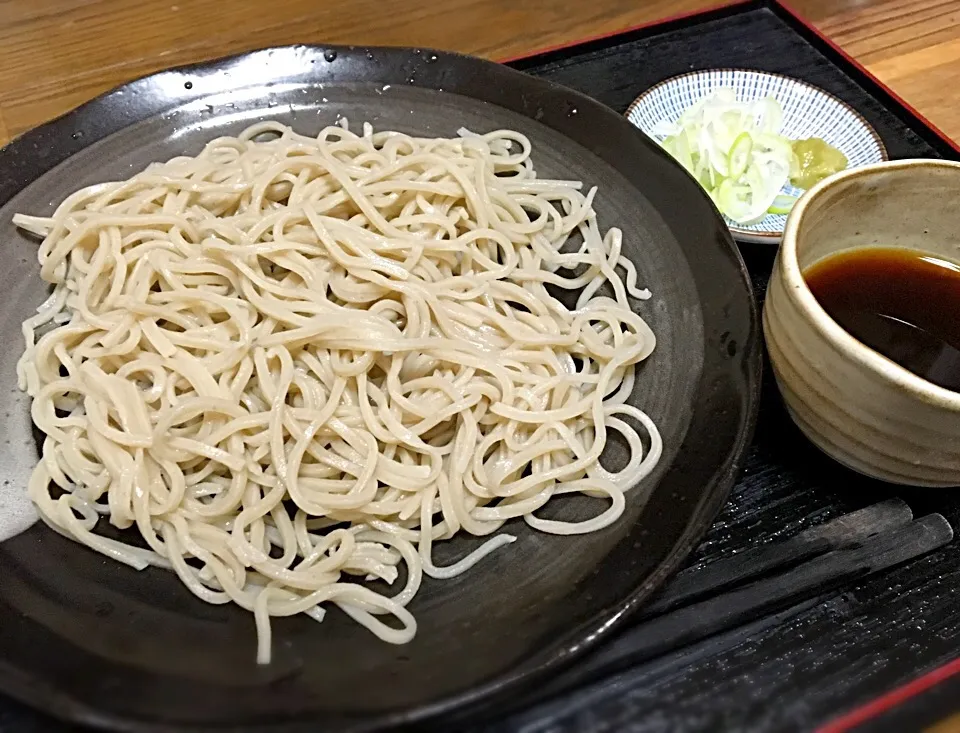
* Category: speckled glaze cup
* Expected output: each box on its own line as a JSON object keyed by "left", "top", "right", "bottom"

{"left": 764, "top": 159, "right": 960, "bottom": 487}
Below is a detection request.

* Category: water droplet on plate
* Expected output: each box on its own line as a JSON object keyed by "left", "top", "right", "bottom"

{"left": 426, "top": 54, "right": 437, "bottom": 63}
{"left": 366, "top": 52, "right": 374, "bottom": 60}
{"left": 71, "top": 131, "right": 83, "bottom": 140}
{"left": 184, "top": 81, "right": 193, "bottom": 90}
{"left": 323, "top": 50, "right": 338, "bottom": 62}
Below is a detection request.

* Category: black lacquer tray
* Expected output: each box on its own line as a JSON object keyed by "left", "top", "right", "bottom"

{"left": 4, "top": 2, "right": 960, "bottom": 732}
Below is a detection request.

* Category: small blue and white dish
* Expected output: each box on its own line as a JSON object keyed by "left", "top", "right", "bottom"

{"left": 627, "top": 69, "right": 888, "bottom": 244}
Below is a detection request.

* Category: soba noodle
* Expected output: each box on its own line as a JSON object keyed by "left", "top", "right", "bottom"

{"left": 14, "top": 120, "right": 662, "bottom": 663}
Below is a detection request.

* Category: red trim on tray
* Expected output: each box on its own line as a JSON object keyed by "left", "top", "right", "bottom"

{"left": 495, "top": 6, "right": 960, "bottom": 726}
{"left": 496, "top": 0, "right": 751, "bottom": 64}
{"left": 495, "top": 6, "right": 960, "bottom": 728}
{"left": 498, "top": 0, "right": 960, "bottom": 155}
{"left": 816, "top": 657, "right": 960, "bottom": 733}
{"left": 773, "top": 0, "right": 960, "bottom": 154}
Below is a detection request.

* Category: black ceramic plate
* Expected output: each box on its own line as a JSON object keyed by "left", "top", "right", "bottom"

{"left": 0, "top": 45, "right": 760, "bottom": 732}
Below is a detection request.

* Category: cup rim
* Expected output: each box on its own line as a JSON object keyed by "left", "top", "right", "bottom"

{"left": 779, "top": 157, "right": 960, "bottom": 409}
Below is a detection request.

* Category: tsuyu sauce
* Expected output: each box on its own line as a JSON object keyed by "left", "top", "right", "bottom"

{"left": 803, "top": 247, "right": 960, "bottom": 392}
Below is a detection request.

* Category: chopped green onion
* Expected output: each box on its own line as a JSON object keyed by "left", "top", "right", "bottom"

{"left": 728, "top": 133, "right": 753, "bottom": 180}
{"left": 653, "top": 89, "right": 799, "bottom": 224}
{"left": 768, "top": 194, "right": 799, "bottom": 215}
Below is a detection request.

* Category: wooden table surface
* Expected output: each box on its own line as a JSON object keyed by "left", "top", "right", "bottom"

{"left": 0, "top": 0, "right": 958, "bottom": 146}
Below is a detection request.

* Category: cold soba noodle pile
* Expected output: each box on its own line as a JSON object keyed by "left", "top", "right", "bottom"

{"left": 15, "top": 120, "right": 662, "bottom": 663}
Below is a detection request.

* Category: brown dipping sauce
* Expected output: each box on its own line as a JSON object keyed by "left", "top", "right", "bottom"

{"left": 804, "top": 247, "right": 960, "bottom": 392}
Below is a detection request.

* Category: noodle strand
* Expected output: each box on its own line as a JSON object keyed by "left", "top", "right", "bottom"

{"left": 15, "top": 120, "right": 661, "bottom": 663}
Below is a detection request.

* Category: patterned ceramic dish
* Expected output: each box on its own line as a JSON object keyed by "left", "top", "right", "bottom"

{"left": 626, "top": 69, "right": 888, "bottom": 244}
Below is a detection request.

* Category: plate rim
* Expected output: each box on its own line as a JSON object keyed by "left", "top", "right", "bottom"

{"left": 0, "top": 43, "right": 763, "bottom": 732}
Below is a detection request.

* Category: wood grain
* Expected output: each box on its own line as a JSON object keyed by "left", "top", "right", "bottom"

{"left": 0, "top": 0, "right": 957, "bottom": 143}
{"left": 928, "top": 712, "right": 960, "bottom": 732}
{"left": 816, "top": 0, "right": 960, "bottom": 140}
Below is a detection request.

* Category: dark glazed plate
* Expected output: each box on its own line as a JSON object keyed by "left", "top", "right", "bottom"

{"left": 0, "top": 45, "right": 761, "bottom": 732}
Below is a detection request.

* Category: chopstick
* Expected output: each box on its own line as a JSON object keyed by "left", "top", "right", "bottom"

{"left": 639, "top": 498, "right": 914, "bottom": 618}
{"left": 578, "top": 512, "right": 951, "bottom": 676}
{"left": 455, "top": 502, "right": 953, "bottom": 731}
